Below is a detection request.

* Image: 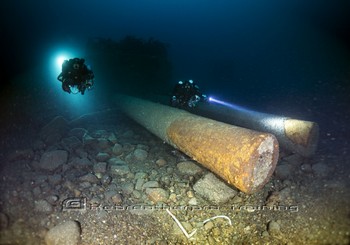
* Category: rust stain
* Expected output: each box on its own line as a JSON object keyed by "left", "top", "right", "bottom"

{"left": 167, "top": 115, "right": 278, "bottom": 193}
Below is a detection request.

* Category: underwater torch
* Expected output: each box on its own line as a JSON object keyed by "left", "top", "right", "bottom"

{"left": 114, "top": 94, "right": 279, "bottom": 194}
{"left": 190, "top": 97, "right": 319, "bottom": 157}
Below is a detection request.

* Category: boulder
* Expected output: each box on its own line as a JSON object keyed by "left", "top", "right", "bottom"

{"left": 35, "top": 150, "right": 68, "bottom": 171}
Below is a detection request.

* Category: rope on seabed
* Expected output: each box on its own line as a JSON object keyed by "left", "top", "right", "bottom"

{"left": 166, "top": 209, "right": 198, "bottom": 239}
{"left": 202, "top": 215, "right": 232, "bottom": 226}
{"left": 166, "top": 209, "right": 232, "bottom": 239}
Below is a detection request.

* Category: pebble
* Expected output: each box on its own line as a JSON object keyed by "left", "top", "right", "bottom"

{"left": 145, "top": 188, "right": 169, "bottom": 203}
{"left": 108, "top": 133, "right": 118, "bottom": 144}
{"left": 36, "top": 175, "right": 48, "bottom": 184}
{"left": 108, "top": 157, "right": 125, "bottom": 165}
{"left": 123, "top": 153, "right": 132, "bottom": 163}
{"left": 110, "top": 164, "right": 130, "bottom": 176}
{"left": 132, "top": 190, "right": 142, "bottom": 199}
{"left": 300, "top": 163, "right": 313, "bottom": 173}
{"left": 73, "top": 189, "right": 81, "bottom": 197}
{"left": 46, "top": 195, "right": 59, "bottom": 205}
{"left": 104, "top": 190, "right": 118, "bottom": 200}
{"left": 109, "top": 158, "right": 130, "bottom": 175}
{"left": 126, "top": 172, "right": 135, "bottom": 179}
{"left": 204, "top": 221, "right": 214, "bottom": 230}
{"left": 149, "top": 170, "right": 158, "bottom": 179}
{"left": 232, "top": 195, "right": 243, "bottom": 204}
{"left": 101, "top": 175, "right": 112, "bottom": 186}
{"left": 75, "top": 148, "right": 88, "bottom": 158}
{"left": 45, "top": 220, "right": 81, "bottom": 245}
{"left": 111, "top": 193, "right": 123, "bottom": 204}
{"left": 265, "top": 191, "right": 280, "bottom": 207}
{"left": 133, "top": 149, "right": 148, "bottom": 161}
{"left": 172, "top": 221, "right": 193, "bottom": 236}
{"left": 106, "top": 183, "right": 118, "bottom": 191}
{"left": 90, "top": 185, "right": 102, "bottom": 194}
{"left": 267, "top": 220, "right": 281, "bottom": 237}
{"left": 79, "top": 181, "right": 91, "bottom": 189}
{"left": 177, "top": 161, "right": 203, "bottom": 175}
{"left": 112, "top": 143, "right": 123, "bottom": 155}
{"left": 279, "top": 187, "right": 292, "bottom": 202}
{"left": 193, "top": 173, "right": 237, "bottom": 203}
{"left": 32, "top": 186, "right": 42, "bottom": 197}
{"left": 188, "top": 197, "right": 198, "bottom": 205}
{"left": 187, "top": 190, "right": 195, "bottom": 198}
{"left": 122, "top": 143, "right": 134, "bottom": 152}
{"left": 34, "top": 199, "right": 53, "bottom": 213}
{"left": 96, "top": 210, "right": 109, "bottom": 222}
{"left": 156, "top": 158, "right": 167, "bottom": 167}
{"left": 79, "top": 173, "right": 100, "bottom": 184}
{"left": 166, "top": 167, "right": 174, "bottom": 174}
{"left": 160, "top": 175, "right": 171, "bottom": 185}
{"left": 70, "top": 157, "right": 93, "bottom": 171}
{"left": 168, "top": 193, "right": 177, "bottom": 202}
{"left": 95, "top": 152, "right": 110, "bottom": 162}
{"left": 212, "top": 227, "right": 221, "bottom": 236}
{"left": 120, "top": 182, "right": 134, "bottom": 195}
{"left": 207, "top": 236, "right": 216, "bottom": 244}
{"left": 93, "top": 162, "right": 107, "bottom": 173}
{"left": 135, "top": 178, "right": 146, "bottom": 191}
{"left": 135, "top": 172, "right": 148, "bottom": 179}
{"left": 82, "top": 134, "right": 96, "bottom": 145}
{"left": 142, "top": 180, "right": 160, "bottom": 189}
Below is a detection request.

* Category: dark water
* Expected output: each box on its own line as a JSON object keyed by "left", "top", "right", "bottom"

{"left": 2, "top": 0, "right": 349, "bottom": 155}
{"left": 1, "top": 2, "right": 350, "bottom": 243}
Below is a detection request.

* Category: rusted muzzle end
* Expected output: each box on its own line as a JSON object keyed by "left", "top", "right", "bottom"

{"left": 167, "top": 116, "right": 279, "bottom": 194}
{"left": 284, "top": 119, "right": 319, "bottom": 157}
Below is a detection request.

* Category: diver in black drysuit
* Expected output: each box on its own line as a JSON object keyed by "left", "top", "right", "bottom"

{"left": 170, "top": 80, "right": 207, "bottom": 109}
{"left": 57, "top": 58, "right": 94, "bottom": 95}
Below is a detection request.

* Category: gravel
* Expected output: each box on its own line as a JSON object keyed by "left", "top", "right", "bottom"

{"left": 0, "top": 113, "right": 349, "bottom": 245}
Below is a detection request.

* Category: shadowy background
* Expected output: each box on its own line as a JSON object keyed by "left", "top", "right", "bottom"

{"left": 1, "top": 0, "right": 349, "bottom": 155}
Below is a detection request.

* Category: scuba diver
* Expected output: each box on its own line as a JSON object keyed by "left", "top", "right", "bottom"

{"left": 57, "top": 58, "right": 94, "bottom": 95}
{"left": 170, "top": 80, "right": 207, "bottom": 109}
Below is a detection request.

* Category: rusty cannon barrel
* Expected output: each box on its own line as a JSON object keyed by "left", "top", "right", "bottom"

{"left": 114, "top": 94, "right": 279, "bottom": 194}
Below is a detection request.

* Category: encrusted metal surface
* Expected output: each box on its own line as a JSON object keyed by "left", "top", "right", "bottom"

{"left": 116, "top": 94, "right": 279, "bottom": 193}
{"left": 167, "top": 116, "right": 279, "bottom": 193}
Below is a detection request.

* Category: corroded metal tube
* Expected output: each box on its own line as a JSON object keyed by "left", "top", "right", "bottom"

{"left": 189, "top": 100, "right": 319, "bottom": 157}
{"left": 115, "top": 94, "right": 279, "bottom": 194}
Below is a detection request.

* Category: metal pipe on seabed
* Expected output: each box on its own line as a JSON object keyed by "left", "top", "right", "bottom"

{"left": 190, "top": 98, "right": 319, "bottom": 157}
{"left": 114, "top": 94, "right": 279, "bottom": 194}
